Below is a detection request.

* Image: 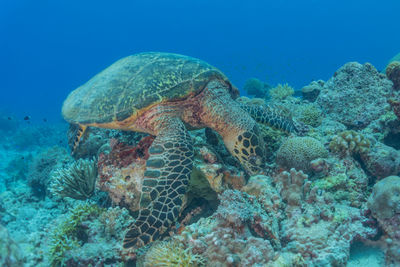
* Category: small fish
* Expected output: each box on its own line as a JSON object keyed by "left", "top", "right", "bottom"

{"left": 7, "top": 117, "right": 12, "bottom": 120}
{"left": 43, "top": 118, "right": 47, "bottom": 122}
{"left": 24, "top": 116, "right": 31, "bottom": 120}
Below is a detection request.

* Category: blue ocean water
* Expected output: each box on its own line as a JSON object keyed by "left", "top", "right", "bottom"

{"left": 1, "top": 1, "right": 400, "bottom": 266}
{"left": 1, "top": 0, "right": 400, "bottom": 121}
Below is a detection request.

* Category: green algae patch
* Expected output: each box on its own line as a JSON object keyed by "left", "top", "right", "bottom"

{"left": 48, "top": 203, "right": 105, "bottom": 267}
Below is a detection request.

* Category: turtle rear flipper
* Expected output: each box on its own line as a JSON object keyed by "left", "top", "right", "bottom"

{"left": 123, "top": 117, "right": 193, "bottom": 249}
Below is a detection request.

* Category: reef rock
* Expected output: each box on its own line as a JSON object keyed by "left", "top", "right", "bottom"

{"left": 301, "top": 80, "right": 324, "bottom": 102}
{"left": 0, "top": 225, "right": 24, "bottom": 266}
{"left": 368, "top": 175, "right": 400, "bottom": 220}
{"left": 368, "top": 175, "right": 400, "bottom": 265}
{"left": 317, "top": 62, "right": 394, "bottom": 129}
{"left": 360, "top": 142, "right": 400, "bottom": 179}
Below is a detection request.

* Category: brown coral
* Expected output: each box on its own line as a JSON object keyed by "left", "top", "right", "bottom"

{"left": 388, "top": 98, "right": 400, "bottom": 120}
{"left": 329, "top": 130, "right": 370, "bottom": 157}
{"left": 386, "top": 61, "right": 400, "bottom": 90}
{"left": 276, "top": 137, "right": 328, "bottom": 173}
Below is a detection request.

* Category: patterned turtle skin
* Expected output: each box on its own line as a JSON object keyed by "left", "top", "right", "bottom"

{"left": 62, "top": 52, "right": 298, "bottom": 250}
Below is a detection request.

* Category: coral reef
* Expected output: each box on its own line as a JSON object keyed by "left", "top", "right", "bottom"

{"left": 243, "top": 78, "right": 270, "bottom": 98}
{"left": 368, "top": 176, "right": 400, "bottom": 265}
{"left": 301, "top": 80, "right": 324, "bottom": 102}
{"left": 276, "top": 136, "right": 328, "bottom": 173}
{"left": 360, "top": 142, "right": 400, "bottom": 179}
{"left": 9, "top": 123, "right": 69, "bottom": 151}
{"left": 139, "top": 240, "right": 205, "bottom": 267}
{"left": 386, "top": 61, "right": 400, "bottom": 90}
{"left": 275, "top": 169, "right": 376, "bottom": 265}
{"left": 97, "top": 137, "right": 152, "bottom": 212}
{"left": 0, "top": 224, "right": 24, "bottom": 267}
{"left": 296, "top": 103, "right": 323, "bottom": 127}
{"left": 27, "top": 146, "right": 72, "bottom": 197}
{"left": 368, "top": 175, "right": 400, "bottom": 220}
{"left": 48, "top": 203, "right": 104, "bottom": 266}
{"left": 174, "top": 190, "right": 279, "bottom": 266}
{"left": 269, "top": 83, "right": 295, "bottom": 100}
{"left": 329, "top": 130, "right": 370, "bottom": 157}
{"left": 4, "top": 59, "right": 400, "bottom": 266}
{"left": 48, "top": 203, "right": 134, "bottom": 266}
{"left": 276, "top": 168, "right": 309, "bottom": 207}
{"left": 317, "top": 62, "right": 395, "bottom": 128}
{"left": 388, "top": 98, "right": 400, "bottom": 121}
{"left": 50, "top": 158, "right": 98, "bottom": 200}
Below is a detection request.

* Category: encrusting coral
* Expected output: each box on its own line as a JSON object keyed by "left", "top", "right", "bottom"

{"left": 50, "top": 158, "right": 98, "bottom": 200}
{"left": 329, "top": 130, "right": 370, "bottom": 157}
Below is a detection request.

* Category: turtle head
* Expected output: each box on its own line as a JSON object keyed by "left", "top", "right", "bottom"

{"left": 223, "top": 124, "right": 266, "bottom": 175}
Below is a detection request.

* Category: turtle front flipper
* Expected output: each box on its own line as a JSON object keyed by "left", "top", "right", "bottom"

{"left": 123, "top": 117, "right": 193, "bottom": 249}
{"left": 238, "top": 102, "right": 298, "bottom": 133}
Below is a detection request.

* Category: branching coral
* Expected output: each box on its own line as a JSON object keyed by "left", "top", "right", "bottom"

{"left": 50, "top": 158, "right": 98, "bottom": 200}
{"left": 329, "top": 130, "right": 370, "bottom": 157}
{"left": 269, "top": 83, "right": 294, "bottom": 100}
{"left": 275, "top": 168, "right": 310, "bottom": 207}
{"left": 142, "top": 240, "right": 205, "bottom": 267}
{"left": 48, "top": 203, "right": 104, "bottom": 267}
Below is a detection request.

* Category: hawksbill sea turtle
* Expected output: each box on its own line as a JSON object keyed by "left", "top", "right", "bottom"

{"left": 62, "top": 52, "right": 298, "bottom": 250}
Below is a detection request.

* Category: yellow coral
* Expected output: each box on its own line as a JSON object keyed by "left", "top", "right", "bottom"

{"left": 276, "top": 137, "right": 328, "bottom": 172}
{"left": 297, "top": 104, "right": 322, "bottom": 127}
{"left": 269, "top": 83, "right": 294, "bottom": 100}
{"left": 143, "top": 241, "right": 205, "bottom": 267}
{"left": 329, "top": 130, "right": 370, "bottom": 156}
